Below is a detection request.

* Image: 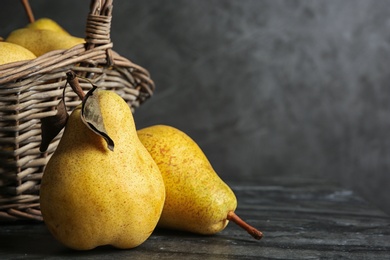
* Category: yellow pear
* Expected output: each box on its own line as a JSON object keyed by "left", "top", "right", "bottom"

{"left": 40, "top": 90, "right": 165, "bottom": 250}
{"left": 0, "top": 41, "right": 36, "bottom": 65}
{"left": 26, "top": 17, "right": 70, "bottom": 35}
{"left": 137, "top": 125, "right": 262, "bottom": 239}
{"left": 6, "top": 28, "right": 85, "bottom": 56}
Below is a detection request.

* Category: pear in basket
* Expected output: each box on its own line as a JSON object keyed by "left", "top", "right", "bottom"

{"left": 0, "top": 41, "right": 36, "bottom": 65}
{"left": 40, "top": 88, "right": 165, "bottom": 250}
{"left": 6, "top": 18, "right": 85, "bottom": 56}
{"left": 26, "top": 17, "right": 70, "bottom": 35}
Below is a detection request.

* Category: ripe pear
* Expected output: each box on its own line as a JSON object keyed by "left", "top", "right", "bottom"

{"left": 26, "top": 17, "right": 70, "bottom": 35}
{"left": 0, "top": 41, "right": 36, "bottom": 65}
{"left": 40, "top": 90, "right": 165, "bottom": 250}
{"left": 6, "top": 28, "right": 85, "bottom": 56}
{"left": 137, "top": 125, "right": 262, "bottom": 239}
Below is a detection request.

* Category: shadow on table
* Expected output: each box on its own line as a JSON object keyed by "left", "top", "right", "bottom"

{"left": 0, "top": 223, "right": 257, "bottom": 259}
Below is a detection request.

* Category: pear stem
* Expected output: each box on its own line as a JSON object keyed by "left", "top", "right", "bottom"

{"left": 227, "top": 211, "right": 263, "bottom": 240}
{"left": 21, "top": 0, "right": 35, "bottom": 23}
{"left": 66, "top": 71, "right": 85, "bottom": 100}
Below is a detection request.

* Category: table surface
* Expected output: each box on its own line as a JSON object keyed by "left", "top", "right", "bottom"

{"left": 1, "top": 177, "right": 389, "bottom": 259}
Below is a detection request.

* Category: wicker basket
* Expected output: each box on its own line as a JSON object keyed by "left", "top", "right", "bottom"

{"left": 0, "top": 0, "right": 155, "bottom": 222}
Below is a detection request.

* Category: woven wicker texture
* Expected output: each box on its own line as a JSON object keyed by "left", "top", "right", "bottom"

{"left": 0, "top": 0, "right": 154, "bottom": 221}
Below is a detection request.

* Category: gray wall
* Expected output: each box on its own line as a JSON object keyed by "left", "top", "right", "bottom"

{"left": 2, "top": 0, "right": 389, "bottom": 215}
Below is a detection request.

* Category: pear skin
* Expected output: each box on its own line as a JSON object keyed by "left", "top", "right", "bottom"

{"left": 0, "top": 42, "right": 36, "bottom": 65}
{"left": 6, "top": 28, "right": 85, "bottom": 56}
{"left": 40, "top": 90, "right": 165, "bottom": 250}
{"left": 26, "top": 17, "right": 70, "bottom": 35}
{"left": 137, "top": 125, "right": 237, "bottom": 234}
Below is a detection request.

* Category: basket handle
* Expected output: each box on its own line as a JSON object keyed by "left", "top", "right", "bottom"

{"left": 85, "top": 0, "right": 113, "bottom": 52}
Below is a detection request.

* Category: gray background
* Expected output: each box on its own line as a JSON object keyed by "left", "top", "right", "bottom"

{"left": 1, "top": 0, "right": 389, "bottom": 215}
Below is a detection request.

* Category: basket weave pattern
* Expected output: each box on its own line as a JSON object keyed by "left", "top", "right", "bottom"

{"left": 0, "top": 0, "right": 154, "bottom": 222}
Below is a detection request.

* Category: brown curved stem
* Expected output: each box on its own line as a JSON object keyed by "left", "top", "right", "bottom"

{"left": 66, "top": 71, "right": 85, "bottom": 100}
{"left": 21, "top": 0, "right": 35, "bottom": 23}
{"left": 227, "top": 211, "right": 263, "bottom": 240}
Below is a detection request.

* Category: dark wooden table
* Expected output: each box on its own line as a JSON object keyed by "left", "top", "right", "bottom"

{"left": 1, "top": 177, "right": 389, "bottom": 259}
